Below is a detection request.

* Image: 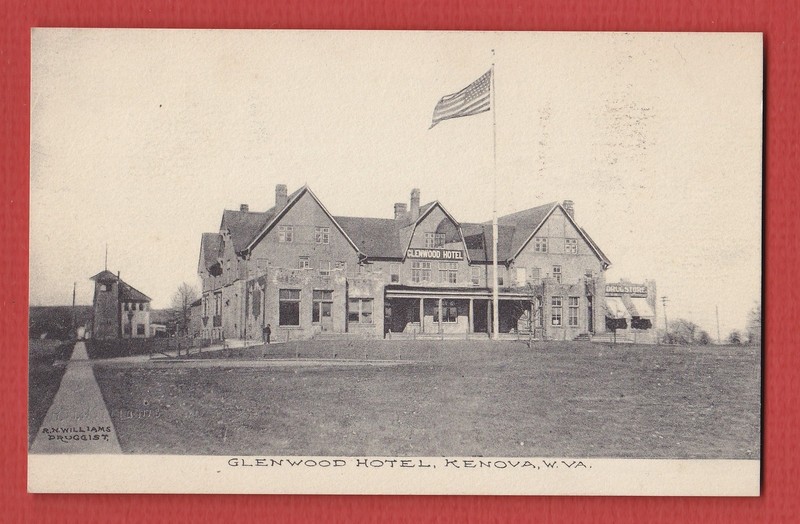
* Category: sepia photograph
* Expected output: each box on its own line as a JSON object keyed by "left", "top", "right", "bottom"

{"left": 27, "top": 29, "right": 762, "bottom": 495}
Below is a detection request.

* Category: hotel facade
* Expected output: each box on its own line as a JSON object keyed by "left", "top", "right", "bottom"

{"left": 197, "top": 184, "right": 647, "bottom": 342}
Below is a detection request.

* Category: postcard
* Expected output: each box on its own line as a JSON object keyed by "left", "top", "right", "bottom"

{"left": 28, "top": 29, "right": 762, "bottom": 495}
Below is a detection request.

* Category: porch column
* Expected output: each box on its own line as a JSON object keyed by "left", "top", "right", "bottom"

{"left": 419, "top": 297, "right": 424, "bottom": 333}
{"left": 487, "top": 300, "right": 492, "bottom": 335}
{"left": 469, "top": 298, "right": 474, "bottom": 333}
{"left": 438, "top": 297, "right": 443, "bottom": 333}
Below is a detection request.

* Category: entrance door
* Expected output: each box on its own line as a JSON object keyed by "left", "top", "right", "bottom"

{"left": 320, "top": 301, "right": 333, "bottom": 331}
{"left": 473, "top": 300, "right": 488, "bottom": 333}
{"left": 587, "top": 296, "right": 594, "bottom": 333}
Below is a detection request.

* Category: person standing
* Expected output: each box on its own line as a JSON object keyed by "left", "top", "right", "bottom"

{"left": 263, "top": 323, "right": 271, "bottom": 344}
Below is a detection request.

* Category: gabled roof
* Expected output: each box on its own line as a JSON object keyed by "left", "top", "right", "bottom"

{"left": 245, "top": 186, "right": 362, "bottom": 255}
{"left": 89, "top": 270, "right": 151, "bottom": 301}
{"left": 90, "top": 270, "right": 118, "bottom": 283}
{"left": 401, "top": 200, "right": 472, "bottom": 262}
{"left": 200, "top": 233, "right": 223, "bottom": 271}
{"left": 119, "top": 281, "right": 151, "bottom": 302}
{"left": 220, "top": 210, "right": 272, "bottom": 253}
{"left": 496, "top": 202, "right": 611, "bottom": 267}
{"left": 334, "top": 216, "right": 405, "bottom": 258}
{"left": 491, "top": 202, "right": 557, "bottom": 260}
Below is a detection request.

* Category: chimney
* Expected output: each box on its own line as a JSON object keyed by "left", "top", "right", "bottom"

{"left": 410, "top": 188, "right": 420, "bottom": 220}
{"left": 275, "top": 184, "right": 288, "bottom": 208}
{"left": 240, "top": 204, "right": 249, "bottom": 212}
{"left": 394, "top": 203, "right": 407, "bottom": 220}
{"left": 563, "top": 200, "right": 575, "bottom": 220}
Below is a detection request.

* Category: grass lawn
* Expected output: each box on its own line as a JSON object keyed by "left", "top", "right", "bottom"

{"left": 92, "top": 340, "right": 761, "bottom": 458}
{"left": 28, "top": 339, "right": 74, "bottom": 444}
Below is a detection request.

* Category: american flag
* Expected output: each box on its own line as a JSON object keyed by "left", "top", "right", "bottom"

{"left": 430, "top": 69, "right": 492, "bottom": 128}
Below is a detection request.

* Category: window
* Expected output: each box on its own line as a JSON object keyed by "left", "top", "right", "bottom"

{"left": 315, "top": 226, "right": 330, "bottom": 244}
{"left": 471, "top": 266, "right": 481, "bottom": 286}
{"left": 434, "top": 299, "right": 459, "bottom": 323}
{"left": 585, "top": 269, "right": 593, "bottom": 280}
{"left": 515, "top": 267, "right": 527, "bottom": 285}
{"left": 439, "top": 262, "right": 458, "bottom": 283}
{"left": 256, "top": 258, "right": 269, "bottom": 271}
{"left": 99, "top": 284, "right": 108, "bottom": 292}
{"left": 348, "top": 298, "right": 373, "bottom": 324}
{"left": 335, "top": 261, "right": 347, "bottom": 272}
{"left": 412, "top": 261, "right": 432, "bottom": 283}
{"left": 534, "top": 237, "right": 548, "bottom": 252}
{"left": 551, "top": 296, "right": 563, "bottom": 326}
{"left": 123, "top": 302, "right": 129, "bottom": 311}
{"left": 139, "top": 303, "right": 144, "bottom": 311}
{"left": 214, "top": 292, "right": 222, "bottom": 316}
{"left": 568, "top": 297, "right": 579, "bottom": 326}
{"left": 278, "top": 225, "right": 294, "bottom": 243}
{"left": 279, "top": 289, "right": 301, "bottom": 326}
{"left": 390, "top": 263, "right": 400, "bottom": 283}
{"left": 319, "top": 261, "right": 331, "bottom": 276}
{"left": 136, "top": 324, "right": 146, "bottom": 336}
{"left": 425, "top": 232, "right": 445, "bottom": 248}
{"left": 530, "top": 267, "right": 541, "bottom": 282}
{"left": 553, "top": 265, "right": 562, "bottom": 283}
{"left": 497, "top": 274, "right": 504, "bottom": 286}
{"left": 565, "top": 238, "right": 578, "bottom": 254}
{"left": 124, "top": 324, "right": 132, "bottom": 335}
{"left": 299, "top": 256, "right": 311, "bottom": 270}
{"left": 203, "top": 295, "right": 209, "bottom": 316}
{"left": 312, "top": 290, "right": 333, "bottom": 323}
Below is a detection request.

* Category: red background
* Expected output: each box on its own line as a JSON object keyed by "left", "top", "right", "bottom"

{"left": 2, "top": 1, "right": 797, "bottom": 522}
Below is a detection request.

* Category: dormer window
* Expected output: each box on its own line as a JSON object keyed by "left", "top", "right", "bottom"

{"left": 534, "top": 238, "right": 548, "bottom": 253}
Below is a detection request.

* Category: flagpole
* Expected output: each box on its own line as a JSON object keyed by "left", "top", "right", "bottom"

{"left": 491, "top": 54, "right": 499, "bottom": 341}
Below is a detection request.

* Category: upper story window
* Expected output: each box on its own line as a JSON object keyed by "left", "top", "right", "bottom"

{"left": 315, "top": 227, "right": 330, "bottom": 244}
{"left": 99, "top": 284, "right": 108, "bottom": 292}
{"left": 530, "top": 267, "right": 541, "bottom": 282}
{"left": 278, "top": 225, "right": 294, "bottom": 243}
{"left": 319, "top": 261, "right": 331, "bottom": 276}
{"left": 565, "top": 238, "right": 578, "bottom": 254}
{"left": 553, "top": 265, "right": 562, "bottom": 283}
{"left": 412, "top": 261, "right": 432, "bottom": 283}
{"left": 534, "top": 237, "right": 548, "bottom": 253}
{"left": 425, "top": 232, "right": 445, "bottom": 248}
{"left": 439, "top": 262, "right": 458, "bottom": 284}
{"left": 390, "top": 263, "right": 400, "bottom": 283}
{"left": 299, "top": 256, "right": 311, "bottom": 270}
{"left": 335, "top": 261, "right": 347, "bottom": 272}
{"left": 256, "top": 258, "right": 269, "bottom": 271}
{"left": 471, "top": 266, "right": 481, "bottom": 286}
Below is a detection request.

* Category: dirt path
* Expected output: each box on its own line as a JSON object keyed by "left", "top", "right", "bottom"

{"left": 30, "top": 341, "right": 122, "bottom": 454}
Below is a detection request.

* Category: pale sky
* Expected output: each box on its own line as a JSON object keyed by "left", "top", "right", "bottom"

{"left": 30, "top": 30, "right": 762, "bottom": 336}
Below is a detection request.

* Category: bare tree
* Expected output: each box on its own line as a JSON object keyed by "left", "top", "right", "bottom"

{"left": 171, "top": 282, "right": 199, "bottom": 337}
{"left": 745, "top": 302, "right": 761, "bottom": 345}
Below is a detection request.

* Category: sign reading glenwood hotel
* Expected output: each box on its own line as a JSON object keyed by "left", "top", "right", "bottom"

{"left": 406, "top": 248, "right": 465, "bottom": 260}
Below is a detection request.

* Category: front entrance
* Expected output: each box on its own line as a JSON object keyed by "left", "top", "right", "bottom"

{"left": 473, "top": 300, "right": 488, "bottom": 333}
{"left": 587, "top": 295, "right": 594, "bottom": 333}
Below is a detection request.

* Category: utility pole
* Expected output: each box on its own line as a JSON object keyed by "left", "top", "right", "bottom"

{"left": 716, "top": 305, "right": 721, "bottom": 344}
{"left": 71, "top": 282, "right": 76, "bottom": 339}
{"left": 661, "top": 296, "right": 669, "bottom": 343}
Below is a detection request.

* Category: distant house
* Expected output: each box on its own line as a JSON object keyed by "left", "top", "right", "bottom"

{"left": 90, "top": 270, "right": 152, "bottom": 339}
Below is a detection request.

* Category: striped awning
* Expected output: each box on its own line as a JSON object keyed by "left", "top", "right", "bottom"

{"left": 605, "top": 297, "right": 629, "bottom": 319}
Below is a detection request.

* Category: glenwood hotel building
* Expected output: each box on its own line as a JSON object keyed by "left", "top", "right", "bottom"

{"left": 197, "top": 184, "right": 653, "bottom": 342}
